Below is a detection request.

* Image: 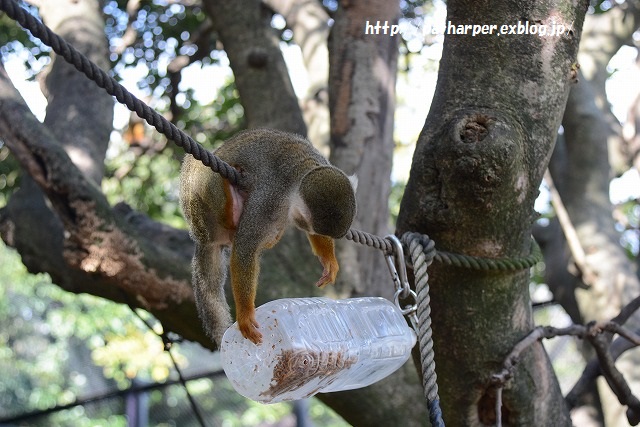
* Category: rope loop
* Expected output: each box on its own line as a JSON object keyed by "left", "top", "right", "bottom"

{"left": 434, "top": 238, "right": 542, "bottom": 271}
{"left": 400, "top": 232, "right": 444, "bottom": 427}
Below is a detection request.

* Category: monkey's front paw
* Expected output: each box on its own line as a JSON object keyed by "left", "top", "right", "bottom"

{"left": 239, "top": 317, "right": 263, "bottom": 344}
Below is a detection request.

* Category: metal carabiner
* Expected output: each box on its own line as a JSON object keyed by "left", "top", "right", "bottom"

{"left": 384, "top": 234, "right": 419, "bottom": 330}
{"left": 384, "top": 234, "right": 410, "bottom": 299}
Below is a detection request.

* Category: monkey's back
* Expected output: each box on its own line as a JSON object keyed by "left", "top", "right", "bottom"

{"left": 214, "top": 128, "right": 329, "bottom": 193}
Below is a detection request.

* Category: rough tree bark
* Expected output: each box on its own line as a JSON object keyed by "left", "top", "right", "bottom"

{"left": 397, "top": 0, "right": 587, "bottom": 425}
{"left": 0, "top": 58, "right": 204, "bottom": 341}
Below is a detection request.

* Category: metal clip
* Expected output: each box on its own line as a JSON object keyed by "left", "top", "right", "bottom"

{"left": 385, "top": 235, "right": 419, "bottom": 329}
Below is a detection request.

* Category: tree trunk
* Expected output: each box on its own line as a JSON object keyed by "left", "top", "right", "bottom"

{"left": 38, "top": 0, "right": 113, "bottom": 184}
{"left": 397, "top": 1, "right": 587, "bottom": 424}
{"left": 316, "top": 2, "right": 429, "bottom": 424}
{"left": 202, "top": 0, "right": 306, "bottom": 134}
{"left": 577, "top": 4, "right": 640, "bottom": 175}
{"left": 327, "top": 0, "right": 397, "bottom": 300}
{"left": 264, "top": 0, "right": 332, "bottom": 152}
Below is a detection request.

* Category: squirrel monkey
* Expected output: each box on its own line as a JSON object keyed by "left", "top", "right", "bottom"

{"left": 180, "top": 128, "right": 357, "bottom": 345}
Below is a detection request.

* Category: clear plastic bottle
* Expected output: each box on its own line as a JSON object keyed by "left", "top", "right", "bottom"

{"left": 220, "top": 297, "right": 417, "bottom": 404}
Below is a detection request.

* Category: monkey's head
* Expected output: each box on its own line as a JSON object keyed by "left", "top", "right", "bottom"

{"left": 300, "top": 166, "right": 357, "bottom": 239}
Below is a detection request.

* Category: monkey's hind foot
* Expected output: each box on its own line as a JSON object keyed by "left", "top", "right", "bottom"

{"left": 315, "top": 260, "right": 338, "bottom": 288}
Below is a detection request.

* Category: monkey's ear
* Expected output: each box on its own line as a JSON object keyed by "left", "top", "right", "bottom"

{"left": 348, "top": 174, "right": 358, "bottom": 191}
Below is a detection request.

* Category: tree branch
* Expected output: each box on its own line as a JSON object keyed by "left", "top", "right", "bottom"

{"left": 0, "top": 59, "right": 208, "bottom": 346}
{"left": 567, "top": 328, "right": 640, "bottom": 408}
{"left": 544, "top": 169, "right": 598, "bottom": 286}
{"left": 491, "top": 295, "right": 640, "bottom": 426}
{"left": 590, "top": 332, "right": 640, "bottom": 425}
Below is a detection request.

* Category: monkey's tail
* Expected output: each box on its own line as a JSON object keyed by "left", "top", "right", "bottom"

{"left": 191, "top": 242, "right": 233, "bottom": 346}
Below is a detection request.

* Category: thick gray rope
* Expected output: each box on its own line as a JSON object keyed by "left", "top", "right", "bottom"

{"left": 401, "top": 232, "right": 444, "bottom": 427}
{"left": 434, "top": 238, "right": 542, "bottom": 271}
{"left": 345, "top": 228, "right": 393, "bottom": 254}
